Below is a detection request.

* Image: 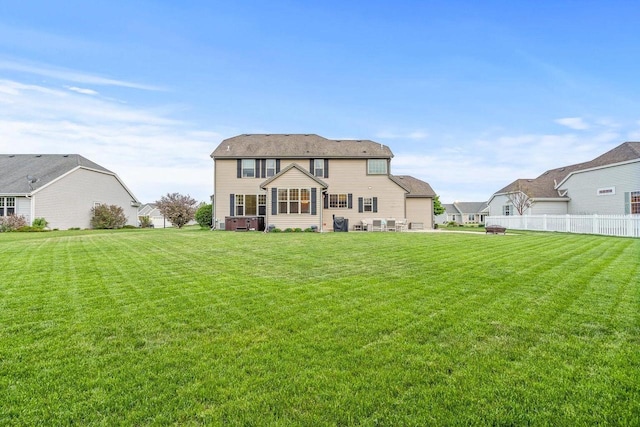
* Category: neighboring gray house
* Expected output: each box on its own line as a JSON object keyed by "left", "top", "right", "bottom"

{"left": 435, "top": 202, "right": 488, "bottom": 224}
{"left": 211, "top": 134, "right": 437, "bottom": 231}
{"left": 487, "top": 141, "right": 640, "bottom": 216}
{"left": 0, "top": 154, "right": 140, "bottom": 229}
{"left": 137, "top": 203, "right": 197, "bottom": 228}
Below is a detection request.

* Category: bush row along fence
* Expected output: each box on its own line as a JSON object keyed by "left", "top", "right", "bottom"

{"left": 486, "top": 214, "right": 640, "bottom": 238}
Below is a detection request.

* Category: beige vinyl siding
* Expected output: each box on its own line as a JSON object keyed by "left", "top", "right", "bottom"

{"left": 560, "top": 162, "right": 640, "bottom": 215}
{"left": 214, "top": 157, "right": 415, "bottom": 231}
{"left": 262, "top": 167, "right": 322, "bottom": 231}
{"left": 321, "top": 159, "right": 405, "bottom": 230}
{"left": 406, "top": 198, "right": 433, "bottom": 229}
{"left": 214, "top": 159, "right": 268, "bottom": 226}
{"left": 34, "top": 168, "right": 138, "bottom": 229}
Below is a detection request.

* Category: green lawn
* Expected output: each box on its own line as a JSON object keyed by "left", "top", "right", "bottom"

{"left": 1, "top": 228, "right": 638, "bottom": 425}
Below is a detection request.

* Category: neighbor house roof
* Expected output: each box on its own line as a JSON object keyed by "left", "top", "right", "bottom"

{"left": 0, "top": 154, "right": 114, "bottom": 195}
{"left": 493, "top": 142, "right": 640, "bottom": 199}
{"left": 454, "top": 201, "right": 488, "bottom": 213}
{"left": 211, "top": 134, "right": 394, "bottom": 159}
{"left": 389, "top": 175, "right": 436, "bottom": 197}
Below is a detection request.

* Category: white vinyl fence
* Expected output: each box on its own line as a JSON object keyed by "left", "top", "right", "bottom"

{"left": 486, "top": 214, "right": 640, "bottom": 238}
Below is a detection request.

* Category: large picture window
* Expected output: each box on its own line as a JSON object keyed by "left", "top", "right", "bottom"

{"left": 367, "top": 159, "right": 387, "bottom": 175}
{"left": 278, "top": 188, "right": 311, "bottom": 214}
{"left": 232, "top": 194, "right": 267, "bottom": 216}
{"left": 0, "top": 197, "right": 16, "bottom": 216}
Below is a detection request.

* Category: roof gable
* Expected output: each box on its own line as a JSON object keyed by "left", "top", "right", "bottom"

{"left": 491, "top": 142, "right": 640, "bottom": 200}
{"left": 0, "top": 154, "right": 114, "bottom": 194}
{"left": 211, "top": 134, "right": 393, "bottom": 159}
{"left": 259, "top": 163, "right": 328, "bottom": 189}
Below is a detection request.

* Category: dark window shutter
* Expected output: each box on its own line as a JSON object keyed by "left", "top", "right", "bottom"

{"left": 271, "top": 188, "right": 278, "bottom": 215}
{"left": 625, "top": 192, "right": 631, "bottom": 214}
{"left": 237, "top": 160, "right": 241, "bottom": 178}
{"left": 261, "top": 159, "right": 267, "bottom": 178}
{"left": 230, "top": 194, "right": 235, "bottom": 216}
{"left": 348, "top": 193, "right": 353, "bottom": 209}
{"left": 373, "top": 197, "right": 378, "bottom": 213}
{"left": 358, "top": 197, "right": 363, "bottom": 213}
{"left": 309, "top": 159, "right": 314, "bottom": 175}
{"left": 311, "top": 188, "right": 317, "bottom": 215}
{"left": 276, "top": 159, "right": 281, "bottom": 173}
{"left": 324, "top": 193, "right": 329, "bottom": 209}
{"left": 255, "top": 159, "right": 261, "bottom": 179}
{"left": 324, "top": 159, "right": 329, "bottom": 178}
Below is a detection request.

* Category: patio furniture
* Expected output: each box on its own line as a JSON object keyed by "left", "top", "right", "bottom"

{"left": 386, "top": 219, "right": 396, "bottom": 232}
{"left": 371, "top": 219, "right": 384, "bottom": 231}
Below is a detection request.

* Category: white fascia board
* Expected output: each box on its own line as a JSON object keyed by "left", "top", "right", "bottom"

{"left": 555, "top": 158, "right": 640, "bottom": 189}
{"left": 31, "top": 166, "right": 141, "bottom": 203}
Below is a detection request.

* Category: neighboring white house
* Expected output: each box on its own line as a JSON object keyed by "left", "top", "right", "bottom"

{"left": 487, "top": 142, "right": 640, "bottom": 216}
{"left": 0, "top": 154, "right": 140, "bottom": 229}
{"left": 435, "top": 202, "right": 488, "bottom": 224}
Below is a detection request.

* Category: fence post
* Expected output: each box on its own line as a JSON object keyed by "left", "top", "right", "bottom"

{"left": 593, "top": 214, "right": 598, "bottom": 235}
{"left": 566, "top": 214, "right": 571, "bottom": 233}
{"left": 628, "top": 215, "right": 634, "bottom": 238}
{"left": 543, "top": 214, "right": 547, "bottom": 231}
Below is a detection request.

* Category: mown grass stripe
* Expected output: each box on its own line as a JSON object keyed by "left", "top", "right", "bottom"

{"left": 0, "top": 228, "right": 638, "bottom": 425}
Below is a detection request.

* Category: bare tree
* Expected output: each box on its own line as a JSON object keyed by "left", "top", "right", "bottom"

{"left": 155, "top": 193, "right": 198, "bottom": 228}
{"left": 506, "top": 180, "right": 535, "bottom": 215}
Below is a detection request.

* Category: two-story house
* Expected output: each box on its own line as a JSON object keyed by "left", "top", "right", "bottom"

{"left": 210, "top": 134, "right": 436, "bottom": 231}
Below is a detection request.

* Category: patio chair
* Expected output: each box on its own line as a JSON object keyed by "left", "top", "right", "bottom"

{"left": 396, "top": 219, "right": 407, "bottom": 231}
{"left": 371, "top": 219, "right": 384, "bottom": 231}
{"left": 386, "top": 219, "right": 396, "bottom": 232}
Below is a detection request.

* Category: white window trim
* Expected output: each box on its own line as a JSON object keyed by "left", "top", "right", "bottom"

{"left": 367, "top": 159, "right": 387, "bottom": 175}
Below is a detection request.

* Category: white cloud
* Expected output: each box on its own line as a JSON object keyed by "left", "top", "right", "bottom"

{"left": 66, "top": 86, "right": 99, "bottom": 96}
{"left": 0, "top": 59, "right": 163, "bottom": 91}
{"left": 375, "top": 130, "right": 429, "bottom": 140}
{"left": 555, "top": 117, "right": 590, "bottom": 130}
{"left": 0, "top": 78, "right": 222, "bottom": 203}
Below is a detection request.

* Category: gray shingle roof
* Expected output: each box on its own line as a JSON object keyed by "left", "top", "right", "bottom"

{"left": 454, "top": 201, "right": 488, "bottom": 213}
{"left": 211, "top": 134, "right": 394, "bottom": 159}
{"left": 390, "top": 175, "right": 436, "bottom": 197}
{"left": 0, "top": 154, "right": 113, "bottom": 194}
{"left": 494, "top": 142, "right": 640, "bottom": 199}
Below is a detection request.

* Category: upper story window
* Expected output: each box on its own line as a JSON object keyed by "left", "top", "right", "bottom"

{"left": 503, "top": 205, "right": 512, "bottom": 216}
{"left": 313, "top": 159, "right": 324, "bottom": 177}
{"left": 242, "top": 159, "right": 255, "bottom": 178}
{"left": 0, "top": 197, "right": 16, "bottom": 217}
{"left": 266, "top": 159, "right": 276, "bottom": 177}
{"left": 367, "top": 159, "right": 387, "bottom": 175}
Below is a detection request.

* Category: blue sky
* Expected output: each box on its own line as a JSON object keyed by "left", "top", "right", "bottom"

{"left": 1, "top": 1, "right": 639, "bottom": 203}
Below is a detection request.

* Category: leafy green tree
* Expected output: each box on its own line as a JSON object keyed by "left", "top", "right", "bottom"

{"left": 195, "top": 203, "right": 213, "bottom": 228}
{"left": 155, "top": 193, "right": 197, "bottom": 228}
{"left": 91, "top": 205, "right": 127, "bottom": 229}
{"left": 433, "top": 195, "right": 445, "bottom": 216}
